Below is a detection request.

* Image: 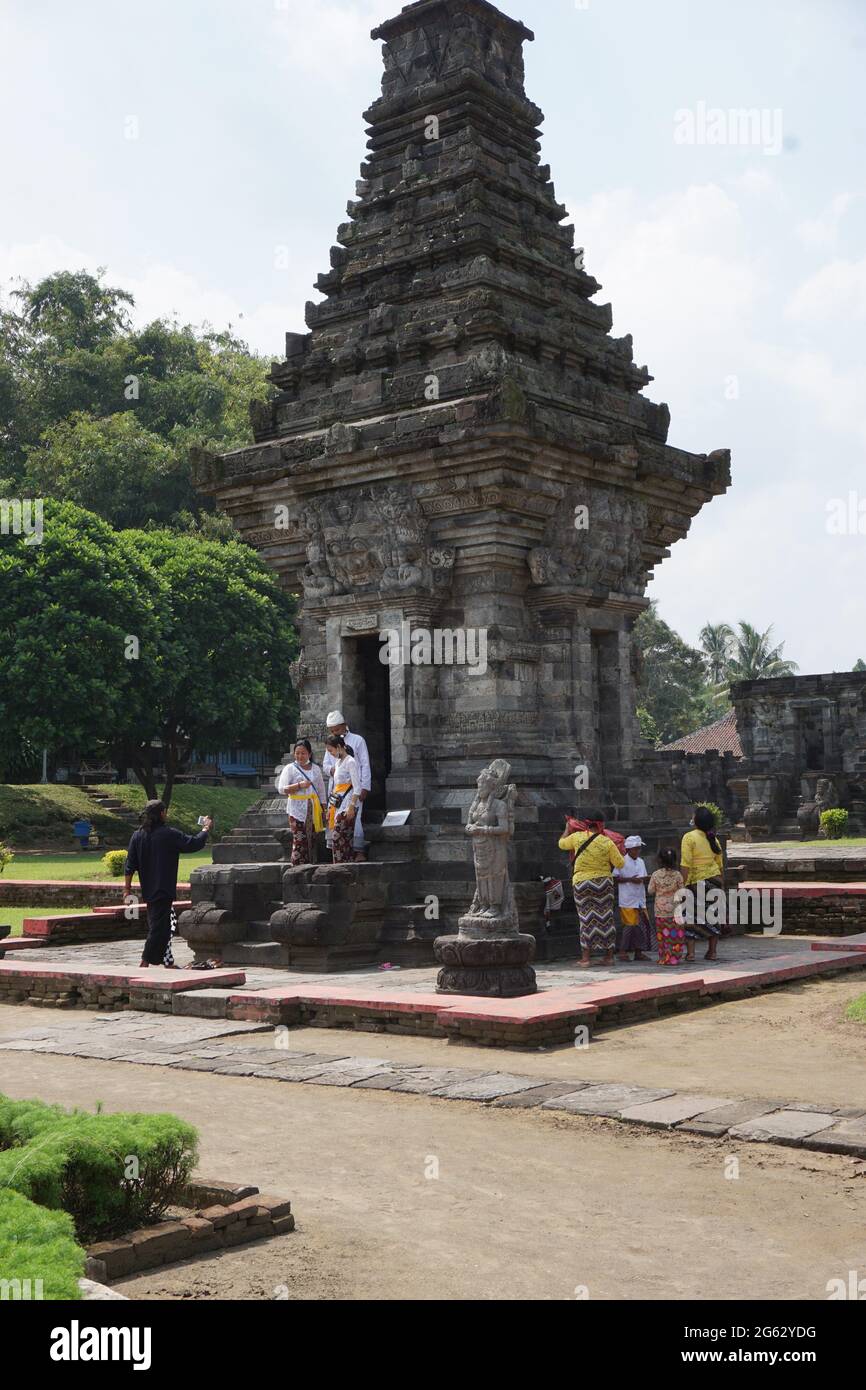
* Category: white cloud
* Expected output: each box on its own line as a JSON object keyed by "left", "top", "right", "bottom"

{"left": 795, "top": 192, "right": 858, "bottom": 250}
{"left": 269, "top": 0, "right": 383, "bottom": 81}
{"left": 569, "top": 183, "right": 763, "bottom": 411}
{"left": 786, "top": 255, "right": 866, "bottom": 324}
{"left": 650, "top": 478, "right": 866, "bottom": 674}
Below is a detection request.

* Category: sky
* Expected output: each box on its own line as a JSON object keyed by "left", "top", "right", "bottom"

{"left": 1, "top": 0, "right": 864, "bottom": 674}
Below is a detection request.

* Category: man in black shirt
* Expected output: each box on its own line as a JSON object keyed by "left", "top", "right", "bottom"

{"left": 124, "top": 801, "right": 212, "bottom": 967}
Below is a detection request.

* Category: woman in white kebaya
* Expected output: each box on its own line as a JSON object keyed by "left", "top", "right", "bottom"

{"left": 324, "top": 734, "right": 362, "bottom": 864}
{"left": 277, "top": 740, "right": 327, "bottom": 866}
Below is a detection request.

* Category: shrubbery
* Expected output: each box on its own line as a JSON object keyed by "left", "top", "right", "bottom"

{"left": 820, "top": 808, "right": 850, "bottom": 840}
{"left": 0, "top": 842, "right": 13, "bottom": 874}
{"left": 0, "top": 1094, "right": 199, "bottom": 1242}
{"left": 0, "top": 1189, "right": 85, "bottom": 1301}
{"left": 101, "top": 849, "right": 128, "bottom": 877}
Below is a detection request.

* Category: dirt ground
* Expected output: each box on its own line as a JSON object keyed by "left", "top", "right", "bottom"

{"left": 1, "top": 1042, "right": 865, "bottom": 1301}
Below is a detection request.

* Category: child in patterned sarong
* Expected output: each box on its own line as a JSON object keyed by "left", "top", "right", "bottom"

{"left": 648, "top": 849, "right": 686, "bottom": 966}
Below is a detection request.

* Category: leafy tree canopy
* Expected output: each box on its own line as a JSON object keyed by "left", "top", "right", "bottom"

{"left": 0, "top": 502, "right": 297, "bottom": 803}
{"left": 1, "top": 269, "right": 272, "bottom": 530}
{"left": 634, "top": 603, "right": 713, "bottom": 746}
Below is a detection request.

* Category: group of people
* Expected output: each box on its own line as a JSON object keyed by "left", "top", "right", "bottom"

{"left": 559, "top": 806, "right": 725, "bottom": 969}
{"left": 276, "top": 710, "right": 371, "bottom": 865}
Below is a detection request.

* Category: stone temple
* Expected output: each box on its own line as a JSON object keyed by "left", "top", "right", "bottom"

{"left": 186, "top": 0, "right": 732, "bottom": 968}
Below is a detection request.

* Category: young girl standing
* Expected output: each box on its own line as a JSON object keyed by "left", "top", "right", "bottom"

{"left": 648, "top": 849, "right": 686, "bottom": 966}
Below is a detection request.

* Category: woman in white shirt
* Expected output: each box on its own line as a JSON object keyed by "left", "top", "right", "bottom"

{"left": 324, "top": 734, "right": 362, "bottom": 864}
{"left": 277, "top": 740, "right": 327, "bottom": 866}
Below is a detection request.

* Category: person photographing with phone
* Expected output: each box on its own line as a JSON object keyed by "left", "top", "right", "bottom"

{"left": 124, "top": 800, "right": 212, "bottom": 968}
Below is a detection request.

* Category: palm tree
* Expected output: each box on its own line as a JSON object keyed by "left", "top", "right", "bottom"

{"left": 726, "top": 623, "right": 799, "bottom": 682}
{"left": 700, "top": 623, "right": 735, "bottom": 684}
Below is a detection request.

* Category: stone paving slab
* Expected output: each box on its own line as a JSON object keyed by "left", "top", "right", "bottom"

{"left": 801, "top": 1117, "right": 866, "bottom": 1155}
{"left": 542, "top": 1084, "right": 676, "bottom": 1117}
{"left": 492, "top": 1081, "right": 587, "bottom": 1110}
{"left": 248, "top": 1060, "right": 351, "bottom": 1082}
{"left": 306, "top": 1063, "right": 396, "bottom": 1087}
{"left": 729, "top": 1110, "right": 839, "bottom": 1144}
{"left": 115, "top": 1052, "right": 189, "bottom": 1067}
{"left": 352, "top": 1067, "right": 481, "bottom": 1095}
{"left": 430, "top": 1073, "right": 550, "bottom": 1102}
{"left": 619, "top": 1094, "right": 730, "bottom": 1129}
{"left": 678, "top": 1099, "right": 784, "bottom": 1135}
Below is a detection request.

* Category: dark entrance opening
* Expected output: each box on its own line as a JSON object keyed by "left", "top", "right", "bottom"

{"left": 346, "top": 636, "right": 391, "bottom": 818}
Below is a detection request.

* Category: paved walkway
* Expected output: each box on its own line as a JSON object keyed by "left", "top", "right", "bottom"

{"left": 2, "top": 1010, "right": 866, "bottom": 1162}
{"left": 23, "top": 930, "right": 853, "bottom": 995}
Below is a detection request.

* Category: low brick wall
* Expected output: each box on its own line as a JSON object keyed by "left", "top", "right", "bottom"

{"left": 88, "top": 1186, "right": 294, "bottom": 1281}
{"left": 17, "top": 900, "right": 191, "bottom": 945}
{"left": 777, "top": 894, "right": 866, "bottom": 936}
{"left": 0, "top": 973, "right": 133, "bottom": 1010}
{"left": 0, "top": 880, "right": 191, "bottom": 909}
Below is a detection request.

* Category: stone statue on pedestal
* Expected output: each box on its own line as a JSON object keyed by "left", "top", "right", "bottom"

{"left": 435, "top": 760, "right": 537, "bottom": 997}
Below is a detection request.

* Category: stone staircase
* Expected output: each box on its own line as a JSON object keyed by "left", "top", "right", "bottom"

{"left": 83, "top": 788, "right": 139, "bottom": 830}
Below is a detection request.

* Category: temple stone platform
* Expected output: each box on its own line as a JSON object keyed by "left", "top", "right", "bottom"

{"left": 728, "top": 844, "right": 866, "bottom": 882}
{"left": 1, "top": 935, "right": 864, "bottom": 1048}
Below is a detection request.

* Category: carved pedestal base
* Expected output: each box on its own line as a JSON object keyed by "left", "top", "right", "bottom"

{"left": 434, "top": 932, "right": 537, "bottom": 998}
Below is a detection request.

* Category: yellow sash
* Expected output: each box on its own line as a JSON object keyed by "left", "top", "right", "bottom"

{"left": 328, "top": 782, "right": 352, "bottom": 831}
{"left": 293, "top": 788, "right": 324, "bottom": 834}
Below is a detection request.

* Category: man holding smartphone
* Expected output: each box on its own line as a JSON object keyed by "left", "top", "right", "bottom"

{"left": 124, "top": 801, "right": 212, "bottom": 968}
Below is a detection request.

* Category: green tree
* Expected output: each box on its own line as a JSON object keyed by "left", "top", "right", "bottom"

{"left": 854, "top": 658, "right": 866, "bottom": 673}
{"left": 0, "top": 502, "right": 298, "bottom": 805}
{"left": 116, "top": 529, "right": 298, "bottom": 805}
{"left": 0, "top": 501, "right": 160, "bottom": 773}
{"left": 636, "top": 705, "right": 660, "bottom": 746}
{"left": 726, "top": 622, "right": 798, "bottom": 682}
{"left": 699, "top": 622, "right": 735, "bottom": 685}
{"left": 633, "top": 604, "right": 712, "bottom": 745}
{"left": 24, "top": 412, "right": 195, "bottom": 530}
{"left": 1, "top": 270, "right": 272, "bottom": 527}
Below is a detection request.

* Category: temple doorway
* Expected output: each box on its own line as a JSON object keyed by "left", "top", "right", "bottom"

{"left": 343, "top": 635, "right": 391, "bottom": 818}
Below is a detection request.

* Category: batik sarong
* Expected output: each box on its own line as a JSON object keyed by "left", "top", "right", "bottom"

{"left": 618, "top": 907, "right": 652, "bottom": 954}
{"left": 655, "top": 915, "right": 686, "bottom": 965}
{"left": 290, "top": 810, "right": 316, "bottom": 866}
{"left": 331, "top": 815, "right": 355, "bottom": 864}
{"left": 573, "top": 877, "right": 616, "bottom": 952}
{"left": 684, "top": 876, "right": 725, "bottom": 941}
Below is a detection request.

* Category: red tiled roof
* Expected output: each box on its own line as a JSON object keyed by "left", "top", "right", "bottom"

{"left": 662, "top": 709, "right": 743, "bottom": 756}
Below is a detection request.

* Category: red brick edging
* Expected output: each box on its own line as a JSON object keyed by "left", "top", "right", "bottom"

{"left": 86, "top": 1178, "right": 294, "bottom": 1282}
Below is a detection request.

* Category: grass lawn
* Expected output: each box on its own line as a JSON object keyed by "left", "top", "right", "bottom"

{"left": 0, "top": 782, "right": 262, "bottom": 849}
{"left": 0, "top": 906, "right": 84, "bottom": 938}
{"left": 1, "top": 849, "right": 213, "bottom": 882}
{"left": 91, "top": 784, "right": 262, "bottom": 836}
{"left": 845, "top": 994, "right": 866, "bottom": 1023}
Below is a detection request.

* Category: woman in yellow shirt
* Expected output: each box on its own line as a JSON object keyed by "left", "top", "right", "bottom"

{"left": 559, "top": 812, "right": 625, "bottom": 969}
{"left": 680, "top": 806, "right": 725, "bottom": 962}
